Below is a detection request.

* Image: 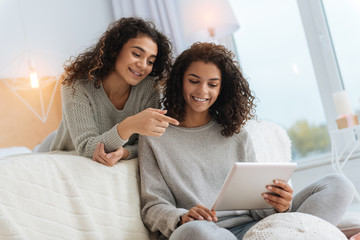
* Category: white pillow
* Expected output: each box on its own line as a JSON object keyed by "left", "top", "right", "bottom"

{"left": 245, "top": 120, "right": 292, "bottom": 163}
{"left": 243, "top": 212, "right": 347, "bottom": 240}
{"left": 0, "top": 146, "right": 31, "bottom": 158}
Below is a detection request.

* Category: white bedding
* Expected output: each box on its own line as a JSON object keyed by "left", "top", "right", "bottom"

{"left": 1, "top": 120, "right": 358, "bottom": 239}
{"left": 0, "top": 120, "right": 290, "bottom": 240}
{"left": 0, "top": 153, "right": 150, "bottom": 240}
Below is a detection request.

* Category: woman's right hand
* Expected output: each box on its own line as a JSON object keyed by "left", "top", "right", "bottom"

{"left": 180, "top": 204, "right": 218, "bottom": 225}
{"left": 117, "top": 108, "right": 179, "bottom": 140}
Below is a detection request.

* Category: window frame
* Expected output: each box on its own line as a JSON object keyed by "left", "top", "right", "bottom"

{"left": 296, "top": 0, "right": 344, "bottom": 132}
{"left": 224, "top": 0, "right": 349, "bottom": 165}
{"left": 226, "top": 0, "right": 344, "bottom": 132}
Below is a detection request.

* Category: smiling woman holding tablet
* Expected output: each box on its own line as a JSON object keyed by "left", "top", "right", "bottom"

{"left": 138, "top": 43, "right": 356, "bottom": 240}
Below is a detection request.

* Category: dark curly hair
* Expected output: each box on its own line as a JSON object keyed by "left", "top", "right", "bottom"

{"left": 61, "top": 17, "right": 173, "bottom": 88}
{"left": 163, "top": 42, "right": 256, "bottom": 137}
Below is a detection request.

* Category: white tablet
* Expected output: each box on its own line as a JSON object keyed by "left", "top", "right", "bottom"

{"left": 212, "top": 162, "right": 297, "bottom": 211}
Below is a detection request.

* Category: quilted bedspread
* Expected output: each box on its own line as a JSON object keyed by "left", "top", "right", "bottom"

{"left": 0, "top": 153, "right": 150, "bottom": 240}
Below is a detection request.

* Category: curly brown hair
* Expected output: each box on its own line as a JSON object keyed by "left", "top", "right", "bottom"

{"left": 163, "top": 42, "right": 256, "bottom": 137}
{"left": 61, "top": 17, "right": 172, "bottom": 88}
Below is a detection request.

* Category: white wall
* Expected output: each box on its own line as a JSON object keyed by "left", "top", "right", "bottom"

{"left": 0, "top": 0, "right": 114, "bottom": 79}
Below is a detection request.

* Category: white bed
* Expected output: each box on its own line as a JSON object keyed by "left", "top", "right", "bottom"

{"left": 0, "top": 152, "right": 150, "bottom": 240}
{"left": 0, "top": 120, "right": 359, "bottom": 239}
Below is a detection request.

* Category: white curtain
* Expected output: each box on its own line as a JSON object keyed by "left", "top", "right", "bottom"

{"left": 110, "top": 0, "right": 187, "bottom": 56}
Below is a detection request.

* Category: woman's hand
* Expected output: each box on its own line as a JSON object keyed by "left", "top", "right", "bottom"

{"left": 179, "top": 204, "right": 218, "bottom": 225}
{"left": 92, "top": 143, "right": 129, "bottom": 167}
{"left": 262, "top": 180, "right": 293, "bottom": 213}
{"left": 117, "top": 108, "right": 179, "bottom": 140}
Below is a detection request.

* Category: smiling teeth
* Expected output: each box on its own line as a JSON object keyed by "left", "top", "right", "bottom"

{"left": 194, "top": 97, "right": 207, "bottom": 102}
{"left": 130, "top": 68, "right": 141, "bottom": 76}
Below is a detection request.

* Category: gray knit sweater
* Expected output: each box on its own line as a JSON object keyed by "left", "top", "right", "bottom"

{"left": 51, "top": 78, "right": 160, "bottom": 159}
{"left": 139, "top": 119, "right": 276, "bottom": 239}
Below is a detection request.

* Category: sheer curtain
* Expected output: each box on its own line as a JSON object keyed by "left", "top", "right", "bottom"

{"left": 110, "top": 0, "right": 187, "bottom": 56}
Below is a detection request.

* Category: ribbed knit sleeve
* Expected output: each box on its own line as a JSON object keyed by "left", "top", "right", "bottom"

{"left": 59, "top": 84, "right": 127, "bottom": 159}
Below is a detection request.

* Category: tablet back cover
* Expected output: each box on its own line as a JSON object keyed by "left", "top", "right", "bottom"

{"left": 212, "top": 162, "right": 297, "bottom": 211}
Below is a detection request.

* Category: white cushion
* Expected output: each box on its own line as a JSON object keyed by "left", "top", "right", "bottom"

{"left": 245, "top": 120, "right": 292, "bottom": 163}
{"left": 243, "top": 212, "right": 347, "bottom": 240}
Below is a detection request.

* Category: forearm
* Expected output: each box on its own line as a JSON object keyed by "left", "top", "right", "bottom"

{"left": 74, "top": 125, "right": 128, "bottom": 158}
{"left": 117, "top": 116, "right": 135, "bottom": 141}
{"left": 61, "top": 84, "right": 129, "bottom": 158}
{"left": 142, "top": 203, "right": 188, "bottom": 238}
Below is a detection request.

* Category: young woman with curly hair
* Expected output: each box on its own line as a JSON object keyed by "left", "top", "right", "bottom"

{"left": 138, "top": 42, "right": 355, "bottom": 240}
{"left": 50, "top": 17, "right": 178, "bottom": 166}
{"left": 163, "top": 42, "right": 254, "bottom": 137}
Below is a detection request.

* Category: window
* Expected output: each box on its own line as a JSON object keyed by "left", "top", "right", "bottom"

{"left": 322, "top": 0, "right": 360, "bottom": 115}
{"left": 229, "top": 0, "right": 331, "bottom": 161}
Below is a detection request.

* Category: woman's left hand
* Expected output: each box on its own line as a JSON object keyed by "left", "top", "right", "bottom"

{"left": 93, "top": 143, "right": 129, "bottom": 167}
{"left": 262, "top": 180, "right": 293, "bottom": 212}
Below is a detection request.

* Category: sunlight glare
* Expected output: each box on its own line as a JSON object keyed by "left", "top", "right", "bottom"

{"left": 292, "top": 63, "right": 299, "bottom": 75}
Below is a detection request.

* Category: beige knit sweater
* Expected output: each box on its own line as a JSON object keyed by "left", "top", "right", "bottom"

{"left": 51, "top": 78, "right": 160, "bottom": 159}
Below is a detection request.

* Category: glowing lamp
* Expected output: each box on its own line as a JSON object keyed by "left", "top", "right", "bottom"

{"left": 30, "top": 68, "right": 39, "bottom": 88}
{"left": 180, "top": 0, "right": 240, "bottom": 42}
